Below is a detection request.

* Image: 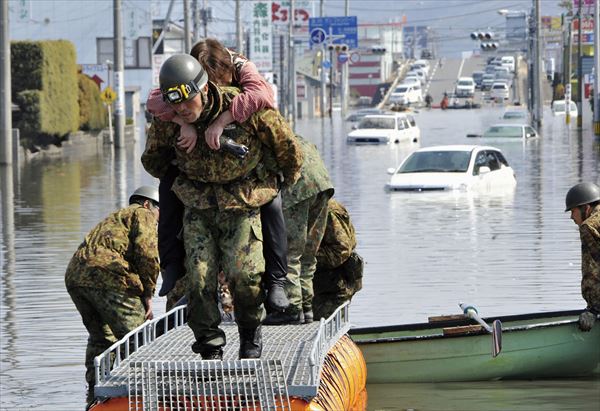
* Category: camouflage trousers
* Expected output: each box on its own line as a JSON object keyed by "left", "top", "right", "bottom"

{"left": 183, "top": 207, "right": 266, "bottom": 352}
{"left": 283, "top": 192, "right": 330, "bottom": 314}
{"left": 313, "top": 251, "right": 364, "bottom": 320}
{"left": 67, "top": 286, "right": 145, "bottom": 403}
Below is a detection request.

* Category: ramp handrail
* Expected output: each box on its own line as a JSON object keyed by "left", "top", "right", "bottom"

{"left": 94, "top": 305, "right": 187, "bottom": 385}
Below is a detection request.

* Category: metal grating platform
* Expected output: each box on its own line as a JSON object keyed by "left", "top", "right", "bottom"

{"left": 95, "top": 303, "right": 350, "bottom": 406}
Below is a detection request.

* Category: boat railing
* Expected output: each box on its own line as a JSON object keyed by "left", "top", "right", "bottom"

{"left": 308, "top": 302, "right": 351, "bottom": 385}
{"left": 94, "top": 305, "right": 187, "bottom": 386}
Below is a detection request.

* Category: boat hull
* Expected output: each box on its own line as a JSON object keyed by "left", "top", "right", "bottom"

{"left": 350, "top": 310, "right": 600, "bottom": 383}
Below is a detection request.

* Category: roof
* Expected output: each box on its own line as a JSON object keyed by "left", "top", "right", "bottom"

{"left": 415, "top": 144, "right": 502, "bottom": 152}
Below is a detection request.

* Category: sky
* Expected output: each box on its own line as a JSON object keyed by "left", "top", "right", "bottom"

{"left": 156, "top": 0, "right": 566, "bottom": 57}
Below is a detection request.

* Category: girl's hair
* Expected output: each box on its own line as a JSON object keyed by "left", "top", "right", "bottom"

{"left": 190, "top": 38, "right": 233, "bottom": 84}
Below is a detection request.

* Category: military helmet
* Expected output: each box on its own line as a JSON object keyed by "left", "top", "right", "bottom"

{"left": 159, "top": 54, "right": 208, "bottom": 104}
{"left": 564, "top": 182, "right": 600, "bottom": 212}
{"left": 129, "top": 185, "right": 159, "bottom": 206}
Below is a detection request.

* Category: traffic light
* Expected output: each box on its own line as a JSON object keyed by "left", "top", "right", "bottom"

{"left": 480, "top": 42, "right": 499, "bottom": 50}
{"left": 470, "top": 32, "right": 494, "bottom": 40}
{"left": 327, "top": 43, "right": 349, "bottom": 52}
{"left": 371, "top": 46, "right": 386, "bottom": 54}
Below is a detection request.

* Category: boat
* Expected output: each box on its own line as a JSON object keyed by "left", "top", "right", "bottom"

{"left": 349, "top": 309, "right": 600, "bottom": 383}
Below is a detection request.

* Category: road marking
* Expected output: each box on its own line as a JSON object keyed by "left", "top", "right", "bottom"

{"left": 457, "top": 58, "right": 465, "bottom": 79}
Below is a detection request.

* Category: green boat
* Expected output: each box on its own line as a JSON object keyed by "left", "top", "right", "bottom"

{"left": 349, "top": 309, "right": 600, "bottom": 383}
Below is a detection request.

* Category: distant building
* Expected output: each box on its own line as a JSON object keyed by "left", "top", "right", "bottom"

{"left": 349, "top": 22, "right": 403, "bottom": 99}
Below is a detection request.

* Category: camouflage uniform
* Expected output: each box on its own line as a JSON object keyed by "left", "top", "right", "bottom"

{"left": 580, "top": 207, "right": 600, "bottom": 313}
{"left": 64, "top": 204, "right": 159, "bottom": 401}
{"left": 281, "top": 137, "right": 334, "bottom": 315}
{"left": 142, "top": 82, "right": 302, "bottom": 354}
{"left": 313, "top": 199, "right": 364, "bottom": 320}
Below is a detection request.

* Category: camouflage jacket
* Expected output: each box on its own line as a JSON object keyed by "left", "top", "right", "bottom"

{"left": 281, "top": 136, "right": 334, "bottom": 209}
{"left": 580, "top": 207, "right": 600, "bottom": 312}
{"left": 142, "top": 83, "right": 303, "bottom": 211}
{"left": 64, "top": 204, "right": 159, "bottom": 298}
{"left": 316, "top": 199, "right": 357, "bottom": 269}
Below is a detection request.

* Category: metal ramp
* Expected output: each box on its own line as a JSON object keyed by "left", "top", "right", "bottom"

{"left": 94, "top": 304, "right": 350, "bottom": 409}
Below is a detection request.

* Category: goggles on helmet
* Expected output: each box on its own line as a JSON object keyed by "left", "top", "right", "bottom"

{"left": 162, "top": 81, "right": 201, "bottom": 104}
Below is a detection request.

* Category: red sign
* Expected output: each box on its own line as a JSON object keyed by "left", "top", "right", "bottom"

{"left": 271, "top": 2, "right": 310, "bottom": 25}
{"left": 572, "top": 17, "right": 594, "bottom": 32}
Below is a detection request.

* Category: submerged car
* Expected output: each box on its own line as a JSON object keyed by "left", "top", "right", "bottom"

{"left": 481, "top": 123, "right": 539, "bottom": 140}
{"left": 345, "top": 108, "right": 389, "bottom": 122}
{"left": 386, "top": 145, "right": 516, "bottom": 192}
{"left": 501, "top": 109, "right": 528, "bottom": 121}
{"left": 551, "top": 100, "right": 578, "bottom": 117}
{"left": 347, "top": 113, "right": 420, "bottom": 144}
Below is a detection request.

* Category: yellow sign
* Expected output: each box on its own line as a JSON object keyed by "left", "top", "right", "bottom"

{"left": 100, "top": 86, "right": 116, "bottom": 103}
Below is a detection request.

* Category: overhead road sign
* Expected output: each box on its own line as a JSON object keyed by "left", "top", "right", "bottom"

{"left": 308, "top": 16, "right": 358, "bottom": 49}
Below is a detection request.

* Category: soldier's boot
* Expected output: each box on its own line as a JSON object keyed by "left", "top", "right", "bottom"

{"left": 158, "top": 264, "right": 185, "bottom": 297}
{"left": 303, "top": 306, "right": 314, "bottom": 324}
{"left": 265, "top": 276, "right": 289, "bottom": 312}
{"left": 191, "top": 341, "right": 224, "bottom": 360}
{"left": 263, "top": 308, "right": 303, "bottom": 326}
{"left": 239, "top": 326, "right": 262, "bottom": 359}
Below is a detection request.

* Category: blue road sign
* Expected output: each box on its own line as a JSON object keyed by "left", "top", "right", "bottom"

{"left": 310, "top": 28, "right": 327, "bottom": 45}
{"left": 322, "top": 60, "right": 332, "bottom": 69}
{"left": 309, "top": 16, "right": 358, "bottom": 49}
{"left": 338, "top": 53, "right": 349, "bottom": 64}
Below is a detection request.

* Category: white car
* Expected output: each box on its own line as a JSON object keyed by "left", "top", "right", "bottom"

{"left": 389, "top": 84, "right": 422, "bottom": 105}
{"left": 551, "top": 100, "right": 578, "bottom": 117}
{"left": 481, "top": 123, "right": 539, "bottom": 140}
{"left": 386, "top": 145, "right": 516, "bottom": 192}
{"left": 402, "top": 76, "right": 421, "bottom": 86}
{"left": 455, "top": 77, "right": 475, "bottom": 97}
{"left": 490, "top": 82, "right": 509, "bottom": 100}
{"left": 347, "top": 113, "right": 420, "bottom": 144}
{"left": 407, "top": 69, "right": 427, "bottom": 84}
{"left": 501, "top": 56, "right": 515, "bottom": 72}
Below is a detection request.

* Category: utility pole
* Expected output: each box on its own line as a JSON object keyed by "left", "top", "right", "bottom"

{"left": 183, "top": 0, "right": 191, "bottom": 52}
{"left": 0, "top": 0, "right": 12, "bottom": 165}
{"left": 340, "top": 0, "right": 349, "bottom": 116}
{"left": 203, "top": 0, "right": 208, "bottom": 38}
{"left": 577, "top": 2, "right": 583, "bottom": 128}
{"left": 192, "top": 0, "right": 199, "bottom": 42}
{"left": 236, "top": 0, "right": 243, "bottom": 52}
{"left": 533, "top": 0, "right": 542, "bottom": 128}
{"left": 594, "top": 0, "right": 599, "bottom": 135}
{"left": 114, "top": 0, "right": 125, "bottom": 148}
{"left": 319, "top": 0, "right": 326, "bottom": 117}
{"left": 566, "top": 15, "right": 573, "bottom": 125}
{"left": 288, "top": 0, "right": 296, "bottom": 126}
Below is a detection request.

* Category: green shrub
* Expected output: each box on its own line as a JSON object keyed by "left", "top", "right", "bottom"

{"left": 11, "top": 40, "right": 79, "bottom": 145}
{"left": 78, "top": 72, "right": 107, "bottom": 131}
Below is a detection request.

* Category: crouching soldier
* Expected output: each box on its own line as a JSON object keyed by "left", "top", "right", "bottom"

{"left": 313, "top": 199, "right": 364, "bottom": 320}
{"left": 65, "top": 186, "right": 160, "bottom": 406}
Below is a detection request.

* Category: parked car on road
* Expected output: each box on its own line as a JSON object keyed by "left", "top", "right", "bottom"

{"left": 501, "top": 56, "right": 516, "bottom": 72}
{"left": 481, "top": 74, "right": 495, "bottom": 90}
{"left": 455, "top": 77, "right": 476, "bottom": 97}
{"left": 480, "top": 123, "right": 539, "bottom": 140}
{"left": 347, "top": 113, "right": 420, "bottom": 144}
{"left": 472, "top": 71, "right": 485, "bottom": 89}
{"left": 385, "top": 145, "right": 516, "bottom": 192}
{"left": 490, "top": 82, "right": 510, "bottom": 100}
{"left": 389, "top": 84, "right": 422, "bottom": 106}
{"left": 551, "top": 100, "right": 578, "bottom": 117}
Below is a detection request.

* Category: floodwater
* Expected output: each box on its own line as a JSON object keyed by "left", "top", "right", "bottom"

{"left": 1, "top": 105, "right": 599, "bottom": 410}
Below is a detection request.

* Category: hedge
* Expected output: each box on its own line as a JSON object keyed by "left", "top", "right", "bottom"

{"left": 11, "top": 40, "right": 79, "bottom": 144}
{"left": 78, "top": 72, "right": 107, "bottom": 131}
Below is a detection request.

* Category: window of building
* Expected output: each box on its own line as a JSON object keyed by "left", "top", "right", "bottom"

{"left": 96, "top": 37, "right": 152, "bottom": 68}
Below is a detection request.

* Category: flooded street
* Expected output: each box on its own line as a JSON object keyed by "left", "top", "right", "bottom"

{"left": 1, "top": 105, "right": 599, "bottom": 410}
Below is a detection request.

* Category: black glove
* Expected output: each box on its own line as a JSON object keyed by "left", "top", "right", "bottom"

{"left": 578, "top": 310, "right": 596, "bottom": 332}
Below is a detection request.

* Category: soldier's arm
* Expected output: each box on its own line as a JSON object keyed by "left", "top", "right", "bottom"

{"left": 141, "top": 119, "right": 177, "bottom": 179}
{"left": 580, "top": 224, "right": 600, "bottom": 311}
{"left": 130, "top": 208, "right": 160, "bottom": 298}
{"left": 249, "top": 109, "right": 303, "bottom": 185}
